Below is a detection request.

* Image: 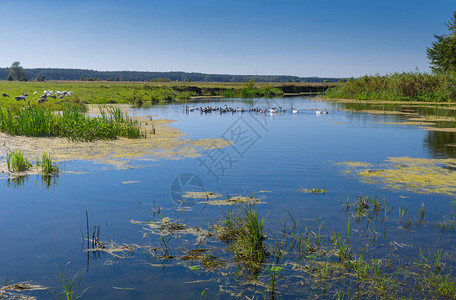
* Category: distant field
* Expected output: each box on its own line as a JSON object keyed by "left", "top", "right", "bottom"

{"left": 0, "top": 81, "right": 337, "bottom": 109}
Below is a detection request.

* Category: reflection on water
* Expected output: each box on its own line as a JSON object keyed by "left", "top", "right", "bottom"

{"left": 332, "top": 100, "right": 456, "bottom": 158}
{"left": 6, "top": 175, "right": 28, "bottom": 189}
{"left": 5, "top": 174, "right": 59, "bottom": 190}
{"left": 424, "top": 131, "right": 456, "bottom": 158}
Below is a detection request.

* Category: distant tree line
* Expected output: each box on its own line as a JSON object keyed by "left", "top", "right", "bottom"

{"left": 0, "top": 67, "right": 341, "bottom": 83}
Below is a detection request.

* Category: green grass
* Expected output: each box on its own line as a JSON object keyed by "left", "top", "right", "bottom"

{"left": 0, "top": 80, "right": 329, "bottom": 109}
{"left": 0, "top": 105, "right": 146, "bottom": 141}
{"left": 6, "top": 150, "right": 31, "bottom": 172}
{"left": 54, "top": 269, "right": 90, "bottom": 300}
{"left": 217, "top": 205, "right": 267, "bottom": 264}
{"left": 39, "top": 152, "right": 59, "bottom": 174}
{"left": 325, "top": 72, "right": 456, "bottom": 102}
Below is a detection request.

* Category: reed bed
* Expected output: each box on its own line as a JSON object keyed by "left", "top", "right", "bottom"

{"left": 0, "top": 106, "right": 146, "bottom": 141}
{"left": 326, "top": 72, "right": 456, "bottom": 102}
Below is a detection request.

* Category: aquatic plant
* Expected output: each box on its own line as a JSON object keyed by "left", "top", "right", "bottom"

{"left": 298, "top": 187, "right": 326, "bottom": 194}
{"left": 39, "top": 152, "right": 59, "bottom": 174}
{"left": 54, "top": 269, "right": 90, "bottom": 300}
{"left": 0, "top": 105, "right": 146, "bottom": 141}
{"left": 217, "top": 205, "right": 266, "bottom": 264}
{"left": 6, "top": 150, "right": 31, "bottom": 172}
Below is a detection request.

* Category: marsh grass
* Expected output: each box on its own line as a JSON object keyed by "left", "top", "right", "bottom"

{"left": 6, "top": 150, "right": 31, "bottom": 172}
{"left": 0, "top": 106, "right": 146, "bottom": 141}
{"left": 39, "top": 152, "right": 59, "bottom": 174}
{"left": 217, "top": 205, "right": 267, "bottom": 265}
{"left": 54, "top": 269, "right": 90, "bottom": 300}
{"left": 326, "top": 72, "right": 456, "bottom": 102}
{"left": 128, "top": 197, "right": 456, "bottom": 299}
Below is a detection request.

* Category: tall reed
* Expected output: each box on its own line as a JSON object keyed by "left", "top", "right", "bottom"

{"left": 326, "top": 72, "right": 456, "bottom": 102}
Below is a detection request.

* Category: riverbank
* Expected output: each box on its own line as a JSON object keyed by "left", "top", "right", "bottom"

{"left": 325, "top": 72, "right": 456, "bottom": 102}
{"left": 0, "top": 81, "right": 336, "bottom": 109}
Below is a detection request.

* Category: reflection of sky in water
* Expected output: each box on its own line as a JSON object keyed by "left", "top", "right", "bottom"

{"left": 1, "top": 97, "right": 456, "bottom": 299}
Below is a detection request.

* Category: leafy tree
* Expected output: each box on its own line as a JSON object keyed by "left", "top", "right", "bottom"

{"left": 36, "top": 72, "right": 45, "bottom": 82}
{"left": 427, "top": 11, "right": 456, "bottom": 72}
{"left": 8, "top": 61, "right": 27, "bottom": 81}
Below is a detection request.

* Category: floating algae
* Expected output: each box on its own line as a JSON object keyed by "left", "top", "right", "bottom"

{"left": 334, "top": 161, "right": 373, "bottom": 168}
{"left": 0, "top": 110, "right": 231, "bottom": 172}
{"left": 88, "top": 241, "right": 139, "bottom": 259}
{"left": 336, "top": 157, "right": 456, "bottom": 195}
{"left": 201, "top": 195, "right": 265, "bottom": 206}
{"left": 131, "top": 217, "right": 210, "bottom": 244}
{"left": 0, "top": 282, "right": 47, "bottom": 300}
{"left": 181, "top": 191, "right": 223, "bottom": 200}
{"left": 180, "top": 191, "right": 265, "bottom": 206}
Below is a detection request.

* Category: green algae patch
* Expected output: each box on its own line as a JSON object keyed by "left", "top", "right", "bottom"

{"left": 181, "top": 191, "right": 265, "bottom": 206}
{"left": 131, "top": 217, "right": 210, "bottom": 244}
{"left": 334, "top": 161, "right": 373, "bottom": 168}
{"left": 0, "top": 114, "right": 231, "bottom": 172}
{"left": 337, "top": 157, "right": 456, "bottom": 195}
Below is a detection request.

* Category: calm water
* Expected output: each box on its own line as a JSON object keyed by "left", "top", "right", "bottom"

{"left": 1, "top": 97, "right": 455, "bottom": 299}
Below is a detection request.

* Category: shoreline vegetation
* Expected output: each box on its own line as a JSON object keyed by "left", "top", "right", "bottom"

{"left": 0, "top": 105, "right": 146, "bottom": 141}
{"left": 0, "top": 81, "right": 335, "bottom": 110}
{"left": 325, "top": 72, "right": 456, "bottom": 102}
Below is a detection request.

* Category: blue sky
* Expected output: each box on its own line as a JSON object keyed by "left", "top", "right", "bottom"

{"left": 0, "top": 0, "right": 454, "bottom": 77}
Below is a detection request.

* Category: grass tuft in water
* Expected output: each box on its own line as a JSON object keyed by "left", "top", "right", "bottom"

{"left": 54, "top": 269, "right": 90, "bottom": 300}
{"left": 217, "top": 205, "right": 267, "bottom": 265}
{"left": 6, "top": 150, "right": 31, "bottom": 172}
{"left": 39, "top": 152, "right": 59, "bottom": 174}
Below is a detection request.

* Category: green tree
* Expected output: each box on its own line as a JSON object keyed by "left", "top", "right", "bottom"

{"left": 427, "top": 11, "right": 456, "bottom": 72}
{"left": 36, "top": 72, "right": 46, "bottom": 82}
{"left": 8, "top": 61, "right": 27, "bottom": 81}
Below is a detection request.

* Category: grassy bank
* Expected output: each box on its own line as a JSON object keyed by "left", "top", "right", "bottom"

{"left": 0, "top": 81, "right": 334, "bottom": 109}
{"left": 325, "top": 72, "right": 456, "bottom": 102}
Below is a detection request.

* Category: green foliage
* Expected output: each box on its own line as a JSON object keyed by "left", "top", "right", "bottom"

{"left": 0, "top": 106, "right": 146, "bottom": 141}
{"left": 427, "top": 11, "right": 456, "bottom": 72}
{"left": 35, "top": 72, "right": 46, "bottom": 82}
{"left": 221, "top": 81, "right": 283, "bottom": 98}
{"left": 39, "top": 152, "right": 59, "bottom": 174}
{"left": 325, "top": 72, "right": 456, "bottom": 102}
{"left": 9, "top": 61, "right": 27, "bottom": 81}
{"left": 55, "top": 269, "right": 90, "bottom": 300}
{"left": 6, "top": 150, "right": 31, "bottom": 172}
{"left": 217, "top": 205, "right": 266, "bottom": 264}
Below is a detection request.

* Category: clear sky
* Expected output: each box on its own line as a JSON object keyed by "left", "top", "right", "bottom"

{"left": 0, "top": 0, "right": 454, "bottom": 77}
